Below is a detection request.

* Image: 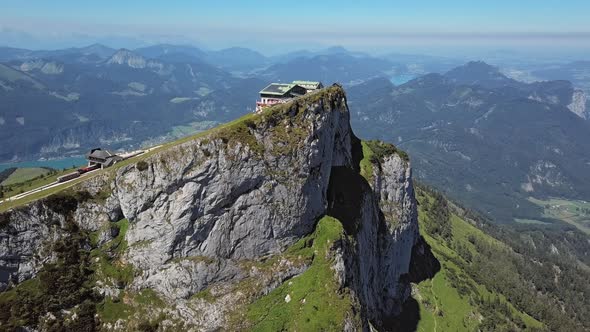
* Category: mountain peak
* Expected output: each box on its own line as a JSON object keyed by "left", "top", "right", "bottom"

{"left": 80, "top": 43, "right": 111, "bottom": 51}
{"left": 78, "top": 43, "right": 115, "bottom": 58}
{"left": 0, "top": 85, "right": 420, "bottom": 331}
{"left": 213, "top": 47, "right": 266, "bottom": 58}
{"left": 446, "top": 61, "right": 501, "bottom": 77}
{"left": 464, "top": 60, "right": 497, "bottom": 70}
{"left": 444, "top": 61, "right": 514, "bottom": 88}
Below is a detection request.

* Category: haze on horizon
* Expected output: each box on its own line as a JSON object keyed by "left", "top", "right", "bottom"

{"left": 1, "top": 0, "right": 589, "bottom": 59}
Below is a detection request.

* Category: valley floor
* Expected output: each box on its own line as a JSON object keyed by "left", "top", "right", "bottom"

{"left": 526, "top": 197, "right": 590, "bottom": 235}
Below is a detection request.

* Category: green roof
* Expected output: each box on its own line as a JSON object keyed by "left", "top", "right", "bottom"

{"left": 259, "top": 83, "right": 297, "bottom": 96}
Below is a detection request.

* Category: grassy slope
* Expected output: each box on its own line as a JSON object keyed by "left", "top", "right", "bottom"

{"left": 0, "top": 166, "right": 91, "bottom": 212}
{"left": 244, "top": 139, "right": 406, "bottom": 330}
{"left": 245, "top": 216, "right": 357, "bottom": 331}
{"left": 1, "top": 168, "right": 51, "bottom": 186}
{"left": 359, "top": 141, "right": 375, "bottom": 181}
{"left": 415, "top": 189, "right": 544, "bottom": 331}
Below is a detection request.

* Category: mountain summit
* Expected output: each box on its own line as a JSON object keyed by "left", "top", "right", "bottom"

{"left": 444, "top": 60, "right": 515, "bottom": 87}
{"left": 0, "top": 86, "right": 427, "bottom": 330}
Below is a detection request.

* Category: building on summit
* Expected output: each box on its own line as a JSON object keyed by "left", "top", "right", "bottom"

{"left": 255, "top": 81, "right": 323, "bottom": 112}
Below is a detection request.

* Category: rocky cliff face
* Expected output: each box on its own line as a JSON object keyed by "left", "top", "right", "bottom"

{"left": 0, "top": 85, "right": 419, "bottom": 331}
{"left": 568, "top": 89, "right": 588, "bottom": 119}
{"left": 107, "top": 49, "right": 148, "bottom": 69}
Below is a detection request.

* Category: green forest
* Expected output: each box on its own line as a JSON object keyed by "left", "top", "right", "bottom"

{"left": 415, "top": 185, "right": 590, "bottom": 331}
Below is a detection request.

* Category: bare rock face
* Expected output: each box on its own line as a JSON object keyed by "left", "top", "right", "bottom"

{"left": 19, "top": 59, "right": 64, "bottom": 74}
{"left": 107, "top": 49, "right": 148, "bottom": 68}
{"left": 0, "top": 85, "right": 419, "bottom": 330}
{"left": 0, "top": 204, "right": 66, "bottom": 290}
{"left": 330, "top": 148, "right": 418, "bottom": 327}
{"left": 568, "top": 89, "right": 588, "bottom": 119}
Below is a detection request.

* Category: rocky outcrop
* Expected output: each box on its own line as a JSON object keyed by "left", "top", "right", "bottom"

{"left": 0, "top": 85, "right": 419, "bottom": 331}
{"left": 107, "top": 49, "right": 174, "bottom": 75}
{"left": 19, "top": 59, "right": 64, "bottom": 75}
{"left": 568, "top": 89, "right": 588, "bottom": 119}
{"left": 107, "top": 49, "right": 148, "bottom": 69}
{"left": 328, "top": 145, "right": 418, "bottom": 327}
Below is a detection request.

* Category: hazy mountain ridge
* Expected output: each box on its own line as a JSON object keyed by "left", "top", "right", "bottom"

{"left": 0, "top": 43, "right": 424, "bottom": 162}
{"left": 261, "top": 53, "right": 397, "bottom": 85}
{"left": 348, "top": 61, "right": 590, "bottom": 223}
{"left": 0, "top": 47, "right": 264, "bottom": 162}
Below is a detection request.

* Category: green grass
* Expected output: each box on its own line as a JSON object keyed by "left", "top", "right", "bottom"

{"left": 245, "top": 216, "right": 357, "bottom": 331}
{"left": 359, "top": 141, "right": 375, "bottom": 181}
{"left": 359, "top": 140, "right": 409, "bottom": 183}
{"left": 90, "top": 219, "right": 133, "bottom": 286}
{"left": 416, "top": 267, "right": 479, "bottom": 332}
{"left": 448, "top": 213, "right": 506, "bottom": 250}
{"left": 169, "top": 121, "right": 217, "bottom": 138}
{"left": 364, "top": 139, "right": 408, "bottom": 163}
{"left": 98, "top": 297, "right": 131, "bottom": 323}
{"left": 191, "top": 288, "right": 216, "bottom": 302}
{"left": 1, "top": 167, "right": 51, "bottom": 186}
{"left": 2, "top": 166, "right": 82, "bottom": 197}
{"left": 0, "top": 167, "right": 97, "bottom": 212}
{"left": 528, "top": 197, "right": 590, "bottom": 235}
{"left": 416, "top": 189, "right": 545, "bottom": 331}
{"left": 111, "top": 218, "right": 129, "bottom": 255}
{"left": 98, "top": 289, "right": 165, "bottom": 324}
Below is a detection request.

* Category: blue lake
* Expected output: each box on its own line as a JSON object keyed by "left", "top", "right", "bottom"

{"left": 390, "top": 74, "right": 416, "bottom": 85}
{"left": 0, "top": 157, "right": 88, "bottom": 171}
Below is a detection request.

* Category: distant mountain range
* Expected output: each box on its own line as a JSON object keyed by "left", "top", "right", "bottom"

{"left": 259, "top": 53, "right": 396, "bottom": 85}
{"left": 1, "top": 44, "right": 589, "bottom": 224}
{"left": 348, "top": 61, "right": 590, "bottom": 222}
{"left": 0, "top": 46, "right": 267, "bottom": 161}
{"left": 532, "top": 61, "right": 590, "bottom": 93}
{"left": 0, "top": 43, "right": 444, "bottom": 162}
{"left": 0, "top": 44, "right": 117, "bottom": 63}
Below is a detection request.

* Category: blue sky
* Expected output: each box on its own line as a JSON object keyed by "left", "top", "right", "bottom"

{"left": 1, "top": 0, "right": 589, "bottom": 55}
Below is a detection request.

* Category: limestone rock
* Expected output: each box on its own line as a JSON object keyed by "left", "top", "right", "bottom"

{"left": 0, "top": 86, "right": 419, "bottom": 330}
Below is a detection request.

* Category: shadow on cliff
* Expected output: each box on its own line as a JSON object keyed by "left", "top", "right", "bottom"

{"left": 333, "top": 134, "right": 441, "bottom": 332}
{"left": 384, "top": 236, "right": 441, "bottom": 332}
